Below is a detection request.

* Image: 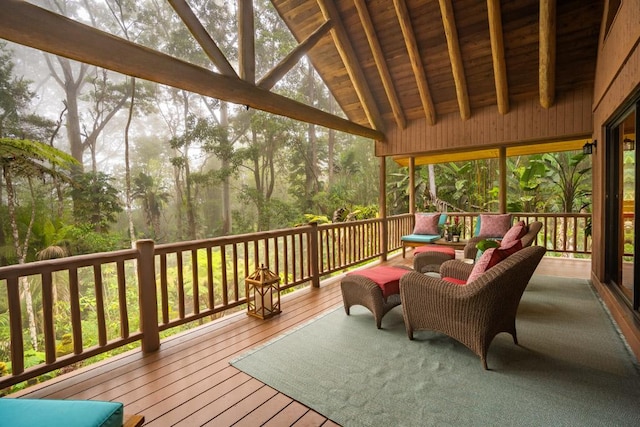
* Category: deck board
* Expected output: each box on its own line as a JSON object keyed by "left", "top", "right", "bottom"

{"left": 11, "top": 254, "right": 592, "bottom": 426}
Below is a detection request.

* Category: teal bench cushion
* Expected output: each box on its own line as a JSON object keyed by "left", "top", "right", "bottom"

{"left": 401, "top": 234, "right": 440, "bottom": 243}
{"left": 0, "top": 398, "right": 124, "bottom": 427}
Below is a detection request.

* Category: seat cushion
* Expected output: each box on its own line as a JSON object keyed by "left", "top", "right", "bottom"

{"left": 413, "top": 245, "right": 455, "bottom": 256}
{"left": 467, "top": 239, "right": 523, "bottom": 283}
{"left": 0, "top": 399, "right": 124, "bottom": 427}
{"left": 412, "top": 212, "right": 441, "bottom": 235}
{"left": 401, "top": 234, "right": 440, "bottom": 244}
{"left": 347, "top": 266, "right": 410, "bottom": 298}
{"left": 442, "top": 277, "right": 467, "bottom": 285}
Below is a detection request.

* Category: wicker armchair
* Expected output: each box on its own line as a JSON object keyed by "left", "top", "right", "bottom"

{"left": 462, "top": 221, "right": 543, "bottom": 260}
{"left": 399, "top": 245, "right": 546, "bottom": 369}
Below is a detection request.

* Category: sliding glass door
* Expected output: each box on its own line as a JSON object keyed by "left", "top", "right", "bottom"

{"left": 606, "top": 100, "right": 639, "bottom": 311}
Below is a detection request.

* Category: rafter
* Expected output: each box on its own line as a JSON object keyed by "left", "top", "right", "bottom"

{"left": 258, "top": 20, "right": 333, "bottom": 90}
{"left": 354, "top": 0, "right": 406, "bottom": 129}
{"left": 317, "top": 0, "right": 385, "bottom": 133}
{"left": 393, "top": 0, "right": 436, "bottom": 126}
{"left": 438, "top": 0, "right": 470, "bottom": 120}
{"left": 539, "top": 0, "right": 556, "bottom": 108}
{"left": 167, "top": 0, "right": 237, "bottom": 78}
{"left": 487, "top": 0, "right": 509, "bottom": 115}
{"left": 0, "top": 0, "right": 384, "bottom": 141}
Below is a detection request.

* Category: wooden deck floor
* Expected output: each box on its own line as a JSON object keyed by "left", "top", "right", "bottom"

{"left": 11, "top": 254, "right": 593, "bottom": 426}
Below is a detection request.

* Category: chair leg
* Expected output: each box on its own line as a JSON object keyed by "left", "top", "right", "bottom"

{"left": 481, "top": 357, "right": 488, "bottom": 370}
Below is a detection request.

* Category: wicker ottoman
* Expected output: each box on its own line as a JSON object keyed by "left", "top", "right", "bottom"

{"left": 413, "top": 245, "right": 456, "bottom": 273}
{"left": 341, "top": 265, "right": 412, "bottom": 329}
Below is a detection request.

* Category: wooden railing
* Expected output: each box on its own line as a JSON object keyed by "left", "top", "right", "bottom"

{"left": 0, "top": 212, "right": 591, "bottom": 389}
{"left": 435, "top": 212, "right": 592, "bottom": 254}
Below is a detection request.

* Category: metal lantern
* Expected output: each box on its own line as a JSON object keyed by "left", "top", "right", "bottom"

{"left": 246, "top": 264, "right": 281, "bottom": 319}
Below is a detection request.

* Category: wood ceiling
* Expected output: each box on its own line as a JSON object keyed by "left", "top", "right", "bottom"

{"left": 271, "top": 0, "right": 603, "bottom": 135}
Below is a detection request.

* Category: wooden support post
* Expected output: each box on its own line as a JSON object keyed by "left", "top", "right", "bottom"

{"left": 499, "top": 146, "right": 507, "bottom": 213}
{"left": 136, "top": 239, "right": 160, "bottom": 353}
{"left": 380, "top": 156, "right": 388, "bottom": 261}
{"left": 409, "top": 157, "right": 416, "bottom": 214}
{"left": 309, "top": 222, "right": 321, "bottom": 288}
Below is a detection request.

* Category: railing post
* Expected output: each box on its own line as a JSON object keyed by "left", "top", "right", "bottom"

{"left": 309, "top": 222, "right": 321, "bottom": 288}
{"left": 136, "top": 239, "right": 160, "bottom": 353}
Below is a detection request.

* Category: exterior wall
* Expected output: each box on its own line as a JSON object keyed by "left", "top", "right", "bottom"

{"left": 376, "top": 86, "right": 593, "bottom": 157}
{"left": 591, "top": 0, "right": 640, "bottom": 360}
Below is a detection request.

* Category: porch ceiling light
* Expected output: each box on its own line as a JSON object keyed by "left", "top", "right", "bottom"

{"left": 582, "top": 140, "right": 597, "bottom": 155}
{"left": 623, "top": 138, "right": 635, "bottom": 151}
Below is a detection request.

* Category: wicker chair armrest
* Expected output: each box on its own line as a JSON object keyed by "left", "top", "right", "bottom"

{"left": 440, "top": 259, "right": 474, "bottom": 280}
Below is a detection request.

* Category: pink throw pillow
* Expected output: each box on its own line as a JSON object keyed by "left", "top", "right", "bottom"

{"left": 479, "top": 214, "right": 512, "bottom": 238}
{"left": 413, "top": 213, "right": 441, "bottom": 235}
{"left": 466, "top": 239, "right": 523, "bottom": 283}
{"left": 501, "top": 222, "right": 527, "bottom": 245}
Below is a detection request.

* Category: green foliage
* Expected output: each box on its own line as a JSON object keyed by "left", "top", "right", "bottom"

{"left": 65, "top": 224, "right": 127, "bottom": 254}
{"left": 476, "top": 239, "right": 501, "bottom": 251}
{"left": 69, "top": 172, "right": 123, "bottom": 233}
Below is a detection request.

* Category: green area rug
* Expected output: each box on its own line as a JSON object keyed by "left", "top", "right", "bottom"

{"left": 231, "top": 276, "right": 640, "bottom": 426}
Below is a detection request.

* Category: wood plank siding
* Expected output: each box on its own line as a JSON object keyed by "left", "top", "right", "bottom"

{"left": 377, "top": 86, "right": 593, "bottom": 156}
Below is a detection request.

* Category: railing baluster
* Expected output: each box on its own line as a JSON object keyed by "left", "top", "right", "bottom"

{"left": 94, "top": 264, "right": 107, "bottom": 346}
{"left": 116, "top": 260, "right": 129, "bottom": 339}
{"left": 191, "top": 249, "right": 199, "bottom": 315}
{"left": 160, "top": 253, "right": 169, "bottom": 324}
{"left": 176, "top": 251, "right": 185, "bottom": 319}
{"left": 69, "top": 267, "right": 83, "bottom": 355}
{"left": 207, "top": 247, "right": 214, "bottom": 309}
{"left": 221, "top": 245, "right": 228, "bottom": 306}
{"left": 42, "top": 271, "right": 56, "bottom": 364}
{"left": 232, "top": 244, "right": 239, "bottom": 302}
{"left": 283, "top": 237, "right": 289, "bottom": 286}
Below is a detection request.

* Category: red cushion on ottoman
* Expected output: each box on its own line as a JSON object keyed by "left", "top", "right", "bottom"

{"left": 413, "top": 246, "right": 455, "bottom": 256}
{"left": 347, "top": 266, "right": 409, "bottom": 298}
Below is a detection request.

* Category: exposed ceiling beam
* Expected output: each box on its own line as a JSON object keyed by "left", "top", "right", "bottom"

{"left": 438, "top": 0, "right": 470, "bottom": 120}
{"left": 487, "top": 0, "right": 509, "bottom": 115}
{"left": 258, "top": 20, "right": 333, "bottom": 90}
{"left": 354, "top": 0, "right": 407, "bottom": 129}
{"left": 0, "top": 0, "right": 384, "bottom": 141}
{"left": 167, "top": 0, "right": 237, "bottom": 78}
{"left": 317, "top": 0, "right": 386, "bottom": 133}
{"left": 393, "top": 0, "right": 437, "bottom": 126}
{"left": 539, "top": 0, "right": 556, "bottom": 109}
{"left": 238, "top": 0, "right": 255, "bottom": 83}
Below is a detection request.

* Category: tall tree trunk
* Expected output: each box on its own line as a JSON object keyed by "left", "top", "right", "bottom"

{"left": 3, "top": 168, "right": 38, "bottom": 350}
{"left": 220, "top": 101, "right": 232, "bottom": 235}
{"left": 305, "top": 63, "right": 319, "bottom": 211}
{"left": 125, "top": 77, "right": 136, "bottom": 246}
